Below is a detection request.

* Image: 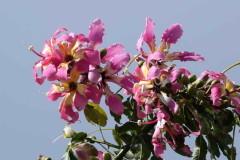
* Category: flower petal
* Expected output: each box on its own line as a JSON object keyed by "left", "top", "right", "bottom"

{"left": 88, "top": 65, "right": 101, "bottom": 83}
{"left": 143, "top": 17, "right": 156, "bottom": 52}
{"left": 211, "top": 83, "right": 224, "bottom": 106}
{"left": 42, "top": 64, "right": 57, "bottom": 81}
{"left": 85, "top": 85, "right": 102, "bottom": 104}
{"left": 33, "top": 60, "right": 45, "bottom": 85}
{"left": 74, "top": 91, "right": 88, "bottom": 111}
{"left": 101, "top": 43, "right": 125, "bottom": 63}
{"left": 105, "top": 87, "right": 124, "bottom": 115}
{"left": 159, "top": 92, "right": 179, "bottom": 114}
{"left": 88, "top": 19, "right": 104, "bottom": 49}
{"left": 161, "top": 24, "right": 183, "bottom": 44}
{"left": 85, "top": 50, "right": 101, "bottom": 66}
{"left": 148, "top": 65, "right": 161, "bottom": 80}
{"left": 167, "top": 51, "right": 204, "bottom": 62}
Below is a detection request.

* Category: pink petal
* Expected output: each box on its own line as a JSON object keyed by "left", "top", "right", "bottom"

{"left": 106, "top": 53, "right": 130, "bottom": 75}
{"left": 85, "top": 85, "right": 102, "bottom": 104}
{"left": 75, "top": 59, "right": 90, "bottom": 74}
{"left": 105, "top": 87, "right": 124, "bottom": 115}
{"left": 161, "top": 24, "right": 183, "bottom": 44}
{"left": 137, "top": 106, "right": 146, "bottom": 118}
{"left": 88, "top": 19, "right": 104, "bottom": 49}
{"left": 148, "top": 66, "right": 161, "bottom": 80}
{"left": 78, "top": 34, "right": 90, "bottom": 43}
{"left": 33, "top": 60, "right": 45, "bottom": 85}
{"left": 52, "top": 27, "right": 68, "bottom": 40}
{"left": 152, "top": 141, "right": 165, "bottom": 158}
{"left": 167, "top": 51, "right": 205, "bottom": 62}
{"left": 55, "top": 65, "right": 69, "bottom": 81}
{"left": 88, "top": 65, "right": 101, "bottom": 83}
{"left": 73, "top": 91, "right": 88, "bottom": 111}
{"left": 136, "top": 34, "right": 144, "bottom": 55}
{"left": 59, "top": 96, "right": 79, "bottom": 123}
{"left": 85, "top": 50, "right": 101, "bottom": 66}
{"left": 42, "top": 64, "right": 57, "bottom": 81}
{"left": 147, "top": 51, "right": 166, "bottom": 62}
{"left": 108, "top": 75, "right": 134, "bottom": 93}
{"left": 181, "top": 145, "right": 192, "bottom": 156}
{"left": 143, "top": 17, "right": 156, "bottom": 52}
{"left": 159, "top": 92, "right": 179, "bottom": 114}
{"left": 47, "top": 84, "right": 63, "bottom": 101}
{"left": 211, "top": 83, "right": 224, "bottom": 106}
{"left": 101, "top": 43, "right": 125, "bottom": 64}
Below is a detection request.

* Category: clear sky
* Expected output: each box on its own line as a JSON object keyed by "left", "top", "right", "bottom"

{"left": 1, "top": 0, "right": 240, "bottom": 160}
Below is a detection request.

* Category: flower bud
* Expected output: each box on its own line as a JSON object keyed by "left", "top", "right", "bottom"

{"left": 181, "top": 74, "right": 189, "bottom": 85}
{"left": 194, "top": 80, "right": 205, "bottom": 88}
{"left": 137, "top": 60, "right": 144, "bottom": 67}
{"left": 103, "top": 152, "right": 112, "bottom": 160}
{"left": 100, "top": 48, "right": 107, "bottom": 59}
{"left": 222, "top": 99, "right": 231, "bottom": 108}
{"left": 187, "top": 85, "right": 196, "bottom": 94}
{"left": 188, "top": 74, "right": 197, "bottom": 83}
{"left": 63, "top": 125, "right": 76, "bottom": 138}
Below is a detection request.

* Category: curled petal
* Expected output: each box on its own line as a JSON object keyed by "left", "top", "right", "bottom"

{"left": 161, "top": 24, "right": 183, "bottom": 44}
{"left": 137, "top": 106, "right": 146, "bottom": 119}
{"left": 59, "top": 94, "right": 79, "bottom": 123}
{"left": 102, "top": 43, "right": 125, "bottom": 63}
{"left": 152, "top": 141, "right": 165, "bottom": 158}
{"left": 143, "top": 17, "right": 156, "bottom": 52}
{"left": 88, "top": 19, "right": 104, "bottom": 49}
{"left": 159, "top": 92, "right": 179, "bottom": 114}
{"left": 109, "top": 75, "right": 134, "bottom": 93}
{"left": 75, "top": 59, "right": 90, "bottom": 74}
{"left": 33, "top": 61, "right": 45, "bottom": 85}
{"left": 52, "top": 27, "right": 68, "bottom": 39}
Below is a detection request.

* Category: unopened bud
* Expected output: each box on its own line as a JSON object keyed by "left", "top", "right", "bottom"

{"left": 222, "top": 99, "right": 231, "bottom": 107}
{"left": 181, "top": 74, "right": 189, "bottom": 85}
{"left": 187, "top": 85, "right": 196, "bottom": 94}
{"left": 163, "top": 49, "right": 169, "bottom": 54}
{"left": 103, "top": 152, "right": 112, "bottom": 160}
{"left": 100, "top": 48, "right": 107, "bottom": 59}
{"left": 189, "top": 74, "right": 197, "bottom": 83}
{"left": 195, "top": 80, "right": 205, "bottom": 88}
{"left": 137, "top": 60, "right": 144, "bottom": 67}
{"left": 63, "top": 125, "right": 76, "bottom": 138}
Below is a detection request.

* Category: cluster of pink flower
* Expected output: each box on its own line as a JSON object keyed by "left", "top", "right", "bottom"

{"left": 31, "top": 18, "right": 240, "bottom": 159}
{"left": 30, "top": 19, "right": 133, "bottom": 123}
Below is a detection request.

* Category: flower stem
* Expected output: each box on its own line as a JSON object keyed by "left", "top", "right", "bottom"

{"left": 222, "top": 62, "right": 240, "bottom": 73}
{"left": 87, "top": 138, "right": 120, "bottom": 149}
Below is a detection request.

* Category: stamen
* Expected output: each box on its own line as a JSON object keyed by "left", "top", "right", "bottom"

{"left": 28, "top": 46, "right": 44, "bottom": 58}
{"left": 140, "top": 119, "right": 158, "bottom": 125}
{"left": 228, "top": 87, "right": 240, "bottom": 94}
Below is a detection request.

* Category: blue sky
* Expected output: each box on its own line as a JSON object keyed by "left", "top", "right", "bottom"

{"left": 1, "top": 1, "right": 240, "bottom": 159}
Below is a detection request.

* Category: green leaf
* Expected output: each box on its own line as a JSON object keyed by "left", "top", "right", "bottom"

{"left": 192, "top": 135, "right": 207, "bottom": 160}
{"left": 84, "top": 102, "right": 108, "bottom": 127}
{"left": 117, "top": 122, "right": 141, "bottom": 133}
{"left": 110, "top": 111, "right": 121, "bottom": 124}
{"left": 112, "top": 128, "right": 123, "bottom": 146}
{"left": 71, "top": 132, "right": 87, "bottom": 143}
{"left": 206, "top": 134, "right": 220, "bottom": 159}
{"left": 140, "top": 144, "right": 151, "bottom": 160}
